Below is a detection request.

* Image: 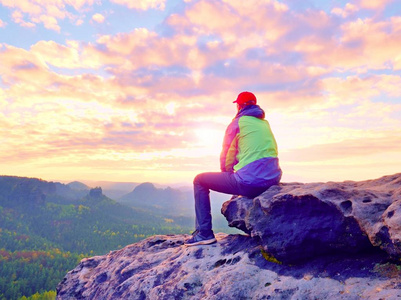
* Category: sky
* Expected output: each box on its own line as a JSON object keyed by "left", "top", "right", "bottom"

{"left": 0, "top": 0, "right": 401, "bottom": 185}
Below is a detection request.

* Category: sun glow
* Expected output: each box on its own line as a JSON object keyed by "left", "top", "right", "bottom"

{"left": 195, "top": 128, "right": 223, "bottom": 156}
{"left": 165, "top": 102, "right": 176, "bottom": 115}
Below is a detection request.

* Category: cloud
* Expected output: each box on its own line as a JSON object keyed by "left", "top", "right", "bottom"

{"left": 2, "top": 1, "right": 400, "bottom": 109}
{"left": 0, "top": 40, "right": 230, "bottom": 168}
{"left": 11, "top": 10, "right": 35, "bottom": 28}
{"left": 67, "top": 0, "right": 96, "bottom": 10}
{"left": 0, "top": 0, "right": 95, "bottom": 31}
{"left": 0, "top": 95, "right": 216, "bottom": 167}
{"left": 358, "top": 0, "right": 394, "bottom": 10}
{"left": 0, "top": 44, "right": 50, "bottom": 85}
{"left": 294, "top": 16, "right": 401, "bottom": 71}
{"left": 322, "top": 74, "right": 401, "bottom": 105}
{"left": 281, "top": 133, "right": 401, "bottom": 163}
{"left": 168, "top": 0, "right": 289, "bottom": 45}
{"left": 0, "top": 18, "right": 6, "bottom": 27}
{"left": 30, "top": 40, "right": 83, "bottom": 69}
{"left": 331, "top": 3, "right": 359, "bottom": 18}
{"left": 92, "top": 13, "right": 105, "bottom": 24}
{"left": 38, "top": 14, "right": 60, "bottom": 31}
{"left": 110, "top": 0, "right": 166, "bottom": 10}
{"left": 75, "top": 0, "right": 328, "bottom": 105}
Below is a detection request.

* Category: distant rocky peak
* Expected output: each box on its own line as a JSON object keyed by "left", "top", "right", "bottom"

{"left": 133, "top": 182, "right": 157, "bottom": 193}
{"left": 89, "top": 187, "right": 103, "bottom": 198}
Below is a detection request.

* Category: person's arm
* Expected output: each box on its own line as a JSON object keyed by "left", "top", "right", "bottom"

{"left": 220, "top": 119, "right": 240, "bottom": 172}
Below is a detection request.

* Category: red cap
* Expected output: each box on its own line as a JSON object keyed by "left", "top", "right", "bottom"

{"left": 233, "top": 91, "right": 257, "bottom": 105}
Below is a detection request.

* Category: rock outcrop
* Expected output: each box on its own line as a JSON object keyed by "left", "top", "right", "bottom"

{"left": 222, "top": 173, "right": 401, "bottom": 263}
{"left": 57, "top": 174, "right": 401, "bottom": 299}
{"left": 57, "top": 234, "right": 401, "bottom": 300}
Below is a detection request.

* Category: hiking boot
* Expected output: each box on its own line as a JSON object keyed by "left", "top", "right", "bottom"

{"left": 185, "top": 232, "right": 216, "bottom": 247}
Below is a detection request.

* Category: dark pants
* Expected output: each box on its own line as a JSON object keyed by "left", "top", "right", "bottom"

{"left": 193, "top": 172, "right": 280, "bottom": 235}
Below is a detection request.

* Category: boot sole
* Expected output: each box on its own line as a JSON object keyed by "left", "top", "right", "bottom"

{"left": 184, "top": 238, "right": 217, "bottom": 247}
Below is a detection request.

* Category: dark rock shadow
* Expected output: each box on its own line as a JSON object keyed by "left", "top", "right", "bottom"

{"left": 226, "top": 233, "right": 394, "bottom": 282}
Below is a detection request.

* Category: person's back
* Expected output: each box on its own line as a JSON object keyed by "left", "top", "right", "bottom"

{"left": 237, "top": 115, "right": 277, "bottom": 165}
{"left": 221, "top": 102, "right": 281, "bottom": 189}
{"left": 185, "top": 91, "right": 282, "bottom": 247}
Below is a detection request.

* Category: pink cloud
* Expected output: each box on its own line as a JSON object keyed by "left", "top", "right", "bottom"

{"left": 0, "top": 45, "right": 108, "bottom": 105}
{"left": 92, "top": 13, "right": 105, "bottom": 24}
{"left": 80, "top": 9, "right": 326, "bottom": 103}
{"left": 292, "top": 16, "right": 401, "bottom": 71}
{"left": 91, "top": 28, "right": 228, "bottom": 73}
{"left": 2, "top": 1, "right": 399, "bottom": 109}
{"left": 37, "top": 14, "right": 60, "bottom": 31}
{"left": 11, "top": 10, "right": 35, "bottom": 28}
{"left": 0, "top": 43, "right": 229, "bottom": 161}
{"left": 323, "top": 74, "right": 401, "bottom": 103}
{"left": 0, "top": 45, "right": 49, "bottom": 85}
{"left": 30, "top": 40, "right": 82, "bottom": 69}
{"left": 0, "top": 0, "right": 95, "bottom": 31}
{"left": 331, "top": 3, "right": 359, "bottom": 18}
{"left": 110, "top": 0, "right": 165, "bottom": 10}
{"left": 358, "top": 0, "right": 394, "bottom": 10}
{"left": 168, "top": 0, "right": 290, "bottom": 45}
{"left": 66, "top": 0, "right": 95, "bottom": 11}
{"left": 0, "top": 1, "right": 316, "bottom": 107}
{"left": 281, "top": 134, "right": 401, "bottom": 162}
{"left": 0, "top": 102, "right": 203, "bottom": 166}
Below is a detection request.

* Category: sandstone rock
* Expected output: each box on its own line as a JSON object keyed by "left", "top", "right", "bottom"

{"left": 57, "top": 233, "right": 401, "bottom": 300}
{"left": 222, "top": 173, "right": 401, "bottom": 263}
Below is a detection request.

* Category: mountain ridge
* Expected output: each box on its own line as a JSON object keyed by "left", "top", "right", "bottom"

{"left": 0, "top": 175, "right": 194, "bottom": 254}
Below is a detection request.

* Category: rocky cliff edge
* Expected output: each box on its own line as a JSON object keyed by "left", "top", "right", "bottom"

{"left": 57, "top": 173, "right": 401, "bottom": 299}
{"left": 222, "top": 173, "right": 401, "bottom": 263}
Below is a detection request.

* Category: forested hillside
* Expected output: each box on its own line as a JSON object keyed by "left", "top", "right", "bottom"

{"left": 0, "top": 176, "right": 193, "bottom": 300}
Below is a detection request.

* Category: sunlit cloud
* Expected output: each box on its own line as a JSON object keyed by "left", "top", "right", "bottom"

{"left": 0, "top": 0, "right": 95, "bottom": 31}
{"left": 331, "top": 3, "right": 359, "bottom": 18}
{"left": 11, "top": 10, "right": 35, "bottom": 28}
{"left": 110, "top": 0, "right": 166, "bottom": 10}
{"left": 30, "top": 40, "right": 84, "bottom": 69}
{"left": 92, "top": 13, "right": 105, "bottom": 24}
{"left": 168, "top": 0, "right": 289, "bottom": 46}
{"left": 282, "top": 130, "right": 401, "bottom": 161}
{"left": 358, "top": 0, "right": 394, "bottom": 10}
{"left": 295, "top": 16, "right": 401, "bottom": 71}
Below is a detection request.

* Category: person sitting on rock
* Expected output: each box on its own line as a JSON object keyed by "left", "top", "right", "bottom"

{"left": 185, "top": 91, "right": 282, "bottom": 246}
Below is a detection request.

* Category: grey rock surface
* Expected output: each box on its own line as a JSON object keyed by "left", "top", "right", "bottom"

{"left": 222, "top": 173, "right": 401, "bottom": 263}
{"left": 57, "top": 233, "right": 401, "bottom": 300}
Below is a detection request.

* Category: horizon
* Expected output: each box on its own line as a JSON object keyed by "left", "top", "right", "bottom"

{"left": 1, "top": 0, "right": 401, "bottom": 185}
{"left": 2, "top": 171, "right": 400, "bottom": 189}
